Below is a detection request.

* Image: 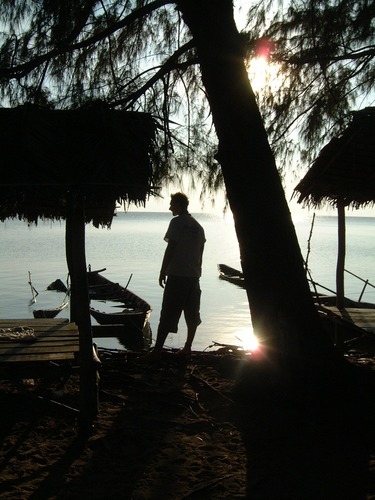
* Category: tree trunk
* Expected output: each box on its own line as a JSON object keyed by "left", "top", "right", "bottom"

{"left": 178, "top": 0, "right": 338, "bottom": 367}
{"left": 177, "top": 6, "right": 371, "bottom": 499}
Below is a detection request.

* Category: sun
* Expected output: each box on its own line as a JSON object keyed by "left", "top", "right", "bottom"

{"left": 248, "top": 56, "right": 269, "bottom": 92}
{"left": 246, "top": 38, "right": 282, "bottom": 94}
{"left": 247, "top": 56, "right": 283, "bottom": 94}
{"left": 235, "top": 328, "right": 260, "bottom": 352}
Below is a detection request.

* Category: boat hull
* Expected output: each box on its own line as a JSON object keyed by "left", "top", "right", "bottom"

{"left": 89, "top": 307, "right": 150, "bottom": 330}
{"left": 87, "top": 269, "right": 151, "bottom": 307}
{"left": 217, "top": 264, "right": 245, "bottom": 288}
{"left": 87, "top": 269, "right": 152, "bottom": 343}
{"left": 33, "top": 301, "right": 69, "bottom": 319}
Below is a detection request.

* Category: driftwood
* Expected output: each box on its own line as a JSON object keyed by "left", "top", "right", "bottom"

{"left": 28, "top": 271, "right": 39, "bottom": 305}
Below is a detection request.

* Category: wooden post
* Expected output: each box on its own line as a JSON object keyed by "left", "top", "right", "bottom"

{"left": 65, "top": 196, "right": 98, "bottom": 435}
{"left": 335, "top": 200, "right": 346, "bottom": 352}
{"left": 66, "top": 213, "right": 76, "bottom": 324}
{"left": 336, "top": 200, "right": 346, "bottom": 309}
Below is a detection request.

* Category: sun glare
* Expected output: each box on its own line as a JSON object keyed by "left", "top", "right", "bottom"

{"left": 247, "top": 56, "right": 282, "bottom": 94}
{"left": 235, "top": 328, "right": 259, "bottom": 353}
{"left": 248, "top": 56, "right": 268, "bottom": 92}
{"left": 224, "top": 210, "right": 234, "bottom": 224}
{"left": 246, "top": 38, "right": 282, "bottom": 94}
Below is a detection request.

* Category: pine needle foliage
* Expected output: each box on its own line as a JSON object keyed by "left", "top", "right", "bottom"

{"left": 242, "top": 0, "right": 375, "bottom": 171}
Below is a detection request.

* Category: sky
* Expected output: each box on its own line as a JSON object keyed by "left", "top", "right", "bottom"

{"left": 131, "top": 2, "right": 375, "bottom": 219}
{"left": 130, "top": 183, "right": 375, "bottom": 219}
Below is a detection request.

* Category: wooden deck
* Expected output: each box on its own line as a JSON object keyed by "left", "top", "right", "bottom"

{"left": 0, "top": 318, "right": 80, "bottom": 379}
{"left": 319, "top": 305, "right": 375, "bottom": 335}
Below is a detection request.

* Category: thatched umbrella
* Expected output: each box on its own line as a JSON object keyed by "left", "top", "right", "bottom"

{"left": 0, "top": 102, "right": 160, "bottom": 225}
{"left": 294, "top": 107, "right": 375, "bottom": 308}
{"left": 0, "top": 102, "right": 161, "bottom": 431}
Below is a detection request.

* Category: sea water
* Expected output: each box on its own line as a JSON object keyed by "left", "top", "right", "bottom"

{"left": 1, "top": 212, "right": 374, "bottom": 351}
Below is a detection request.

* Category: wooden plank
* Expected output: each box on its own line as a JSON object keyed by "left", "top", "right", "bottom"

{"left": 0, "top": 319, "right": 69, "bottom": 327}
{"left": 34, "top": 333, "right": 79, "bottom": 339}
{"left": 0, "top": 337, "right": 78, "bottom": 344}
{"left": 33, "top": 334, "right": 77, "bottom": 340}
{"left": 0, "top": 327, "right": 74, "bottom": 337}
{"left": 0, "top": 337, "right": 79, "bottom": 350}
{"left": 0, "top": 319, "right": 80, "bottom": 366}
{"left": 0, "top": 345, "right": 79, "bottom": 356}
{"left": 320, "top": 306, "right": 375, "bottom": 333}
{"left": 0, "top": 324, "right": 76, "bottom": 336}
{"left": 0, "top": 334, "right": 78, "bottom": 344}
{"left": 0, "top": 344, "right": 79, "bottom": 356}
{"left": 0, "top": 322, "right": 78, "bottom": 335}
{"left": 0, "top": 352, "right": 76, "bottom": 362}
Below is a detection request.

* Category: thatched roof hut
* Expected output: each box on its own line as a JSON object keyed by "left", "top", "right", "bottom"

{"left": 0, "top": 102, "right": 161, "bottom": 429}
{"left": 0, "top": 102, "right": 161, "bottom": 227}
{"left": 294, "top": 107, "right": 375, "bottom": 210}
{"left": 294, "top": 107, "right": 375, "bottom": 308}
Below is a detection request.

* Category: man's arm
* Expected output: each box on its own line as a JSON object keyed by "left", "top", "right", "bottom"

{"left": 159, "top": 239, "right": 177, "bottom": 288}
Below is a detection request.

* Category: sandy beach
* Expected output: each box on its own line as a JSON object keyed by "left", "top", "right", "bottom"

{"left": 0, "top": 347, "right": 373, "bottom": 499}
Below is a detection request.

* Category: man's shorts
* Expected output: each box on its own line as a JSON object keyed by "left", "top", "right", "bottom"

{"left": 158, "top": 275, "right": 202, "bottom": 333}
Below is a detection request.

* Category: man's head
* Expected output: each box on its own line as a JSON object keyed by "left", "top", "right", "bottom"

{"left": 169, "top": 192, "right": 189, "bottom": 216}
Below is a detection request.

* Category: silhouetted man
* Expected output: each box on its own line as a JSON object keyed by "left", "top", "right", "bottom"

{"left": 145, "top": 192, "right": 205, "bottom": 361}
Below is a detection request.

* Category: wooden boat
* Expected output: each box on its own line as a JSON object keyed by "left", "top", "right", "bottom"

{"left": 29, "top": 270, "right": 70, "bottom": 318}
{"left": 218, "top": 264, "right": 375, "bottom": 308}
{"left": 89, "top": 306, "right": 150, "bottom": 329}
{"left": 217, "top": 264, "right": 245, "bottom": 288}
{"left": 218, "top": 263, "right": 374, "bottom": 352}
{"left": 87, "top": 268, "right": 131, "bottom": 300}
{"left": 33, "top": 300, "right": 69, "bottom": 319}
{"left": 314, "top": 294, "right": 375, "bottom": 309}
{"left": 87, "top": 268, "right": 152, "bottom": 335}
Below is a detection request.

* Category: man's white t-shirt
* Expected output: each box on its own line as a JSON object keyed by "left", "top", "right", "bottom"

{"left": 164, "top": 214, "right": 206, "bottom": 278}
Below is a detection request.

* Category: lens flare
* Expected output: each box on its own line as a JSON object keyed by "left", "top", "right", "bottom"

{"left": 236, "top": 329, "right": 259, "bottom": 352}
{"left": 255, "top": 38, "right": 275, "bottom": 60}
{"left": 246, "top": 38, "right": 282, "bottom": 94}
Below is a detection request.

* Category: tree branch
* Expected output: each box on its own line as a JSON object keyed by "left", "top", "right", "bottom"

{"left": 111, "top": 40, "right": 197, "bottom": 108}
{"left": 284, "top": 46, "right": 375, "bottom": 67}
{"left": 0, "top": 0, "right": 174, "bottom": 80}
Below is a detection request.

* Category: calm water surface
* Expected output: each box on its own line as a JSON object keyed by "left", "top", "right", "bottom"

{"left": 1, "top": 212, "right": 374, "bottom": 351}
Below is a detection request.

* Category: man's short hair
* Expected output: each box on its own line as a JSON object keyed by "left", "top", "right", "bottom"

{"left": 171, "top": 192, "right": 189, "bottom": 209}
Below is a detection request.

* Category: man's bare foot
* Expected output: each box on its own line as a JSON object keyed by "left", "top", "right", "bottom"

{"left": 175, "top": 347, "right": 191, "bottom": 358}
{"left": 138, "top": 349, "right": 162, "bottom": 364}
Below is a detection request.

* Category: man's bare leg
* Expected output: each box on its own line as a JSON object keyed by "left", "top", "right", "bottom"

{"left": 153, "top": 328, "right": 169, "bottom": 352}
{"left": 178, "top": 325, "right": 197, "bottom": 355}
{"left": 138, "top": 328, "right": 169, "bottom": 362}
